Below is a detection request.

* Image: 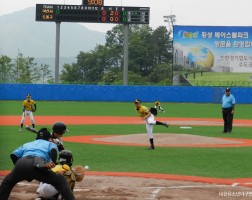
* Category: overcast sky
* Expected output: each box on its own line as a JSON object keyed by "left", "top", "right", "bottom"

{"left": 1, "top": 0, "right": 252, "bottom": 32}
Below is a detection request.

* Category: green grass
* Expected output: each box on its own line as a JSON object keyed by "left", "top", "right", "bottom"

{"left": 1, "top": 101, "right": 252, "bottom": 179}
{"left": 186, "top": 72, "right": 252, "bottom": 86}
{"left": 1, "top": 100, "right": 252, "bottom": 119}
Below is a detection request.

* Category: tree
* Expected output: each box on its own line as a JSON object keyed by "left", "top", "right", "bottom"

{"left": 39, "top": 64, "right": 52, "bottom": 84}
{"left": 10, "top": 51, "right": 37, "bottom": 83}
{"left": 150, "top": 26, "right": 171, "bottom": 65}
{"left": 0, "top": 55, "right": 13, "bottom": 83}
{"left": 148, "top": 63, "right": 172, "bottom": 84}
{"left": 61, "top": 25, "right": 173, "bottom": 85}
{"left": 61, "top": 63, "right": 82, "bottom": 83}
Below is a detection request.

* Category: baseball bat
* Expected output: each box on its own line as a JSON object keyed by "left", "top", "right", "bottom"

{"left": 25, "top": 125, "right": 39, "bottom": 134}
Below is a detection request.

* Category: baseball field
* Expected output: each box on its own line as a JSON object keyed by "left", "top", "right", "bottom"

{"left": 1, "top": 101, "right": 252, "bottom": 199}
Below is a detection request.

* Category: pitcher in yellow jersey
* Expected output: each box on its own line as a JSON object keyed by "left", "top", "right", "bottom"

{"left": 134, "top": 99, "right": 169, "bottom": 150}
{"left": 19, "top": 94, "right": 36, "bottom": 131}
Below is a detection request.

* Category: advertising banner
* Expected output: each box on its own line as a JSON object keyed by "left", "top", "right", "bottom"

{"left": 173, "top": 25, "right": 252, "bottom": 72}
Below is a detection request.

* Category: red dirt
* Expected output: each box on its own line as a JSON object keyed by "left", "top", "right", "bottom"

{"left": 1, "top": 115, "right": 252, "bottom": 126}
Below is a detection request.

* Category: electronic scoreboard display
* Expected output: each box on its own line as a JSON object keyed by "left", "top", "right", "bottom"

{"left": 82, "top": 0, "right": 104, "bottom": 7}
{"left": 36, "top": 4, "right": 150, "bottom": 24}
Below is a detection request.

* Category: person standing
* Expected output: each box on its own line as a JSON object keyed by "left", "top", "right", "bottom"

{"left": 0, "top": 128, "right": 75, "bottom": 200}
{"left": 19, "top": 93, "right": 37, "bottom": 131}
{"left": 221, "top": 87, "right": 236, "bottom": 133}
{"left": 134, "top": 99, "right": 169, "bottom": 150}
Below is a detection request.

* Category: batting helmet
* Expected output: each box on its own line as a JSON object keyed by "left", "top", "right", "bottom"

{"left": 59, "top": 150, "right": 73, "bottom": 166}
{"left": 36, "top": 128, "right": 51, "bottom": 141}
{"left": 52, "top": 122, "right": 67, "bottom": 135}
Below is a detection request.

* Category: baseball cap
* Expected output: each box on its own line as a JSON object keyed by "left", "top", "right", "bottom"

{"left": 226, "top": 88, "right": 230, "bottom": 92}
{"left": 134, "top": 99, "right": 141, "bottom": 104}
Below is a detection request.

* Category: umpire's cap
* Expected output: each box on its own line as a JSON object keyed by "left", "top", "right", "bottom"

{"left": 36, "top": 128, "right": 51, "bottom": 140}
{"left": 52, "top": 122, "right": 67, "bottom": 135}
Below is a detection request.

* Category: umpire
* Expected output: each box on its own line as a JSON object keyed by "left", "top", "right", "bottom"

{"left": 221, "top": 87, "right": 236, "bottom": 133}
{"left": 0, "top": 128, "right": 75, "bottom": 200}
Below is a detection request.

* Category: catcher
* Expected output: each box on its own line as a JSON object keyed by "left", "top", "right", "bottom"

{"left": 36, "top": 150, "right": 85, "bottom": 200}
{"left": 19, "top": 93, "right": 37, "bottom": 131}
{"left": 154, "top": 100, "right": 165, "bottom": 113}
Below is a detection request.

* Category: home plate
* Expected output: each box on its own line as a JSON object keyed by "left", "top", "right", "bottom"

{"left": 180, "top": 126, "right": 192, "bottom": 129}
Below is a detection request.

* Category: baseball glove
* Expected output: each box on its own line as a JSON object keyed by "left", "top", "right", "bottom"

{"left": 31, "top": 107, "right": 36, "bottom": 112}
{"left": 150, "top": 107, "right": 157, "bottom": 116}
{"left": 72, "top": 165, "right": 85, "bottom": 182}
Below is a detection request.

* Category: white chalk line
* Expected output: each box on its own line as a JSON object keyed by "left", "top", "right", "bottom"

{"left": 145, "top": 184, "right": 234, "bottom": 200}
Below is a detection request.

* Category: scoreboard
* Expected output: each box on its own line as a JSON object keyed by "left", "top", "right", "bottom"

{"left": 36, "top": 4, "right": 150, "bottom": 24}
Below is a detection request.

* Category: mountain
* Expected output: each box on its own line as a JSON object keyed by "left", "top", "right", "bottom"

{"left": 0, "top": 7, "right": 106, "bottom": 58}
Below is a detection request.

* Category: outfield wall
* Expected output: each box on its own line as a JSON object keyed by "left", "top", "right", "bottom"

{"left": 0, "top": 84, "right": 251, "bottom": 103}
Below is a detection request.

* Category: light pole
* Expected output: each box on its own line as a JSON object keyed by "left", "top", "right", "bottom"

{"left": 163, "top": 15, "right": 176, "bottom": 85}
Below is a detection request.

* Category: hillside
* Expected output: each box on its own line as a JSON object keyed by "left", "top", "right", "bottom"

{"left": 0, "top": 7, "right": 106, "bottom": 58}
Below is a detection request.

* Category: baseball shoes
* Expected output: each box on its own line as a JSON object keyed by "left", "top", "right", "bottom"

{"left": 148, "top": 146, "right": 155, "bottom": 150}
{"left": 221, "top": 130, "right": 227, "bottom": 133}
{"left": 19, "top": 128, "right": 23, "bottom": 132}
{"left": 163, "top": 122, "right": 169, "bottom": 128}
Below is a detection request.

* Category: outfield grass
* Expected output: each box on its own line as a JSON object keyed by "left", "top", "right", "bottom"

{"left": 1, "top": 100, "right": 252, "bottom": 119}
{"left": 0, "top": 101, "right": 252, "bottom": 178}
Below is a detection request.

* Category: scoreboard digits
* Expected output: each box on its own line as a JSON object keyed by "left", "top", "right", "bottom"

{"left": 83, "top": 0, "right": 104, "bottom": 6}
{"left": 36, "top": 4, "right": 150, "bottom": 24}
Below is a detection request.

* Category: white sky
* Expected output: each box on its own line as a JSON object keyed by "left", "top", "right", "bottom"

{"left": 1, "top": 0, "right": 252, "bottom": 33}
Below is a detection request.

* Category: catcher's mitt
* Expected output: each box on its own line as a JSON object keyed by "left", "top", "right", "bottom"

{"left": 72, "top": 165, "right": 85, "bottom": 182}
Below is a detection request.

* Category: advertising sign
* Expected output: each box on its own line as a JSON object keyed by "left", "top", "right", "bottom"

{"left": 173, "top": 25, "right": 252, "bottom": 72}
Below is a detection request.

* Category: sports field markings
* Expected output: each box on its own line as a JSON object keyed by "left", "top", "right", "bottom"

{"left": 145, "top": 185, "right": 232, "bottom": 200}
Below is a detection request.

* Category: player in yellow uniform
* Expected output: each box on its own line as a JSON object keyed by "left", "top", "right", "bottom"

{"left": 134, "top": 99, "right": 168, "bottom": 150}
{"left": 154, "top": 100, "right": 165, "bottom": 113}
{"left": 19, "top": 94, "right": 36, "bottom": 131}
{"left": 36, "top": 150, "right": 85, "bottom": 200}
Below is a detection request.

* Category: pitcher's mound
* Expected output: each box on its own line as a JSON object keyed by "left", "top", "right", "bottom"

{"left": 94, "top": 133, "right": 242, "bottom": 147}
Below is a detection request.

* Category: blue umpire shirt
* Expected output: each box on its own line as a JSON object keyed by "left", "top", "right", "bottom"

{"left": 222, "top": 94, "right": 235, "bottom": 109}
{"left": 12, "top": 139, "right": 58, "bottom": 162}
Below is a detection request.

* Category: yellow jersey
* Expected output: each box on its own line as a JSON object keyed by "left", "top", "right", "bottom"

{"left": 136, "top": 105, "right": 150, "bottom": 118}
{"left": 23, "top": 99, "right": 36, "bottom": 111}
{"left": 154, "top": 101, "right": 160, "bottom": 106}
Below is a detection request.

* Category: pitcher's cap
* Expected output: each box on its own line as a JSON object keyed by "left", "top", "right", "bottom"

{"left": 134, "top": 99, "right": 141, "bottom": 104}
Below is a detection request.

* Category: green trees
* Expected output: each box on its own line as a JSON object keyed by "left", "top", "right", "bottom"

{"left": 1, "top": 25, "right": 172, "bottom": 85}
{"left": 0, "top": 52, "right": 52, "bottom": 84}
{"left": 61, "top": 25, "right": 173, "bottom": 85}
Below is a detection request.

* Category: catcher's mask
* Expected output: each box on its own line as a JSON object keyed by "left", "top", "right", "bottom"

{"left": 36, "top": 128, "right": 51, "bottom": 141}
{"left": 52, "top": 122, "right": 67, "bottom": 135}
{"left": 59, "top": 150, "right": 73, "bottom": 166}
